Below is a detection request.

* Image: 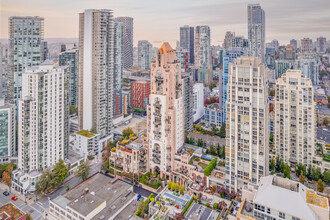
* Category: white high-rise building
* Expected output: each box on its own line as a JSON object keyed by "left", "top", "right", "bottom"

{"left": 248, "top": 4, "right": 265, "bottom": 62}
{"left": 274, "top": 70, "right": 315, "bottom": 167}
{"left": 194, "top": 26, "right": 211, "bottom": 68}
{"left": 0, "top": 99, "right": 15, "bottom": 163}
{"left": 18, "top": 61, "right": 69, "bottom": 173}
{"left": 138, "top": 40, "right": 152, "bottom": 69}
{"left": 294, "top": 54, "right": 319, "bottom": 85}
{"left": 225, "top": 56, "right": 269, "bottom": 192}
{"left": 78, "top": 9, "right": 114, "bottom": 148}
{"left": 147, "top": 43, "right": 184, "bottom": 176}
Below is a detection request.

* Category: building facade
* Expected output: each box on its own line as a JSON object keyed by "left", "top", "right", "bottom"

{"left": 147, "top": 42, "right": 184, "bottom": 176}
{"left": 18, "top": 61, "right": 69, "bottom": 173}
{"left": 223, "top": 31, "right": 235, "bottom": 50}
{"left": 180, "top": 25, "right": 194, "bottom": 64}
{"left": 0, "top": 99, "right": 15, "bottom": 163}
{"left": 274, "top": 70, "right": 315, "bottom": 166}
{"left": 238, "top": 175, "right": 329, "bottom": 220}
{"left": 316, "top": 37, "right": 327, "bottom": 54}
{"left": 131, "top": 81, "right": 150, "bottom": 110}
{"left": 8, "top": 16, "right": 44, "bottom": 104}
{"left": 59, "top": 47, "right": 79, "bottom": 106}
{"left": 220, "top": 49, "right": 244, "bottom": 124}
{"left": 225, "top": 56, "right": 269, "bottom": 192}
{"left": 182, "top": 72, "right": 194, "bottom": 132}
{"left": 113, "top": 20, "right": 123, "bottom": 118}
{"left": 275, "top": 60, "right": 293, "bottom": 79}
{"left": 194, "top": 26, "right": 211, "bottom": 68}
{"left": 115, "top": 17, "right": 133, "bottom": 69}
{"left": 300, "top": 38, "right": 313, "bottom": 53}
{"left": 290, "top": 39, "right": 297, "bottom": 50}
{"left": 294, "top": 54, "right": 319, "bottom": 85}
{"left": 78, "top": 9, "right": 114, "bottom": 144}
{"left": 138, "top": 40, "right": 152, "bottom": 69}
{"left": 193, "top": 83, "right": 204, "bottom": 122}
{"left": 247, "top": 4, "right": 265, "bottom": 62}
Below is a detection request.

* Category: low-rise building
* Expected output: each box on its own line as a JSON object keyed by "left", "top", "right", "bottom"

{"left": 316, "top": 105, "right": 330, "bottom": 127}
{"left": 72, "top": 130, "right": 100, "bottom": 157}
{"left": 0, "top": 202, "right": 27, "bottom": 219}
{"left": 49, "top": 173, "right": 136, "bottom": 220}
{"left": 109, "top": 138, "right": 148, "bottom": 174}
{"left": 203, "top": 103, "right": 222, "bottom": 127}
{"left": 237, "top": 175, "right": 329, "bottom": 220}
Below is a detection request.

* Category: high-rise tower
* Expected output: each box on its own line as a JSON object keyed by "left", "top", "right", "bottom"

{"left": 248, "top": 4, "right": 265, "bottom": 62}
{"left": 225, "top": 56, "right": 269, "bottom": 192}
{"left": 147, "top": 43, "right": 184, "bottom": 176}
{"left": 180, "top": 25, "right": 194, "bottom": 64}
{"left": 138, "top": 40, "right": 152, "bottom": 69}
{"left": 113, "top": 20, "right": 123, "bottom": 118}
{"left": 8, "top": 16, "right": 44, "bottom": 104}
{"left": 274, "top": 70, "right": 315, "bottom": 167}
{"left": 78, "top": 9, "right": 114, "bottom": 145}
{"left": 18, "top": 61, "right": 69, "bottom": 173}
{"left": 115, "top": 17, "right": 133, "bottom": 69}
{"left": 194, "top": 26, "right": 211, "bottom": 68}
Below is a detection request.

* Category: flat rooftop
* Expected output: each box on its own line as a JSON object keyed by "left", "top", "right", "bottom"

{"left": 115, "top": 117, "right": 147, "bottom": 135}
{"left": 0, "top": 203, "right": 26, "bottom": 220}
{"left": 185, "top": 202, "right": 219, "bottom": 220}
{"left": 306, "top": 189, "right": 329, "bottom": 209}
{"left": 113, "top": 199, "right": 139, "bottom": 220}
{"left": 76, "top": 130, "right": 95, "bottom": 138}
{"left": 53, "top": 173, "right": 135, "bottom": 219}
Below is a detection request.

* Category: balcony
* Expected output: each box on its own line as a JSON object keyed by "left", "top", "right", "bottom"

{"left": 152, "top": 157, "right": 160, "bottom": 164}
{"left": 153, "top": 102, "right": 161, "bottom": 108}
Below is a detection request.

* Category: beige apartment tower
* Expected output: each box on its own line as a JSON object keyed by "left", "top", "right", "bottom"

{"left": 225, "top": 56, "right": 269, "bottom": 192}
{"left": 78, "top": 9, "right": 114, "bottom": 148}
{"left": 147, "top": 42, "right": 184, "bottom": 177}
{"left": 274, "top": 70, "right": 315, "bottom": 166}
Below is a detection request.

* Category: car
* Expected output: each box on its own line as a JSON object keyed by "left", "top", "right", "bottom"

{"left": 11, "top": 196, "right": 17, "bottom": 201}
{"left": 3, "top": 191, "right": 9, "bottom": 196}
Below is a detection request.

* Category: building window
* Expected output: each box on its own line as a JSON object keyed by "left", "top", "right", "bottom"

{"left": 279, "top": 212, "right": 285, "bottom": 219}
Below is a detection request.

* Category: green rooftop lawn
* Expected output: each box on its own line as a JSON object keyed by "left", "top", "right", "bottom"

{"left": 76, "top": 130, "right": 95, "bottom": 138}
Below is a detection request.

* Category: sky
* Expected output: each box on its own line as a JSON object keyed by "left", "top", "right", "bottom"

{"left": 1, "top": 0, "right": 330, "bottom": 47}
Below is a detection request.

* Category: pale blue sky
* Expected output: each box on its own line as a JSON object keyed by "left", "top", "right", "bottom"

{"left": 1, "top": 0, "right": 329, "bottom": 47}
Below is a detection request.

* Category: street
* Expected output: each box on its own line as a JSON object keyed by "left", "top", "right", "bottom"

{"left": 0, "top": 159, "right": 102, "bottom": 220}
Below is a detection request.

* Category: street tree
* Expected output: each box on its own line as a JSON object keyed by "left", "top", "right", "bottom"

{"left": 35, "top": 169, "right": 56, "bottom": 195}
{"left": 299, "top": 171, "right": 305, "bottom": 184}
{"left": 317, "top": 179, "right": 324, "bottom": 192}
{"left": 53, "top": 159, "right": 69, "bottom": 185}
{"left": 76, "top": 160, "right": 91, "bottom": 181}
{"left": 2, "top": 171, "right": 11, "bottom": 192}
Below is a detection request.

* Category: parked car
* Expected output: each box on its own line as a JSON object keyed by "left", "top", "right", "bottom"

{"left": 11, "top": 196, "right": 17, "bottom": 201}
{"left": 3, "top": 191, "right": 9, "bottom": 196}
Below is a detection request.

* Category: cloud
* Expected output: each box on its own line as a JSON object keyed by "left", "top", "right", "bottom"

{"left": 0, "top": 0, "right": 329, "bottom": 46}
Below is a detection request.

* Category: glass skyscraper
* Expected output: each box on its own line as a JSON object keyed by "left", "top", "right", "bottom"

{"left": 8, "top": 16, "right": 44, "bottom": 105}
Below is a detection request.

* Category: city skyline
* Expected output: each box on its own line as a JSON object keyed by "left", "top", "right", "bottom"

{"left": 1, "top": 0, "right": 330, "bottom": 47}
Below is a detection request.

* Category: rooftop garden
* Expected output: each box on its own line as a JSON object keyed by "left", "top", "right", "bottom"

{"left": 139, "top": 172, "right": 162, "bottom": 189}
{"left": 135, "top": 193, "right": 154, "bottom": 217}
{"left": 76, "top": 130, "right": 95, "bottom": 138}
{"left": 118, "top": 127, "right": 138, "bottom": 145}
{"left": 191, "top": 123, "right": 226, "bottom": 139}
{"left": 204, "top": 158, "right": 217, "bottom": 176}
